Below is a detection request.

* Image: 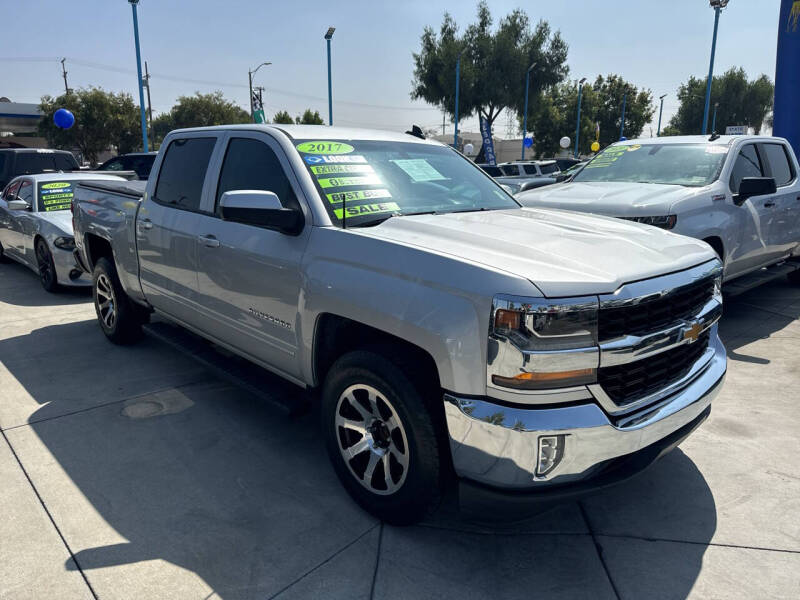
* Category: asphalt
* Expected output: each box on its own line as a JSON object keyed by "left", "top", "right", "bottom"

{"left": 1, "top": 259, "right": 798, "bottom": 600}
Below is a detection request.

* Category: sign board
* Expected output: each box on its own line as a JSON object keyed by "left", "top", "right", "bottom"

{"left": 479, "top": 117, "right": 497, "bottom": 166}
{"left": 725, "top": 125, "right": 748, "bottom": 135}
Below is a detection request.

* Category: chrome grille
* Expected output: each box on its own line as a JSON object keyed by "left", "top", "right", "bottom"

{"left": 598, "top": 276, "right": 715, "bottom": 342}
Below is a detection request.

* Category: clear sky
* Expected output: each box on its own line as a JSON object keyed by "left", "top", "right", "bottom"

{"left": 0, "top": 0, "right": 783, "bottom": 138}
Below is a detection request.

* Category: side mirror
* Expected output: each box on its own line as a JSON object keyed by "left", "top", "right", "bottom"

{"left": 7, "top": 199, "right": 30, "bottom": 211}
{"left": 219, "top": 190, "right": 303, "bottom": 235}
{"left": 734, "top": 177, "right": 776, "bottom": 205}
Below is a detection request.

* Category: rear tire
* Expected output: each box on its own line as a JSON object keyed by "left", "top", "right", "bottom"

{"left": 321, "top": 350, "right": 442, "bottom": 525}
{"left": 92, "top": 256, "right": 143, "bottom": 344}
{"left": 35, "top": 239, "right": 59, "bottom": 293}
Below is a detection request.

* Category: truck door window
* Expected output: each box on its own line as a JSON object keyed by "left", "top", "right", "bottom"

{"left": 215, "top": 138, "right": 299, "bottom": 214}
{"left": 761, "top": 143, "right": 794, "bottom": 187}
{"left": 729, "top": 145, "right": 763, "bottom": 194}
{"left": 154, "top": 137, "right": 216, "bottom": 211}
{"left": 17, "top": 180, "right": 33, "bottom": 205}
{"left": 523, "top": 165, "right": 538, "bottom": 175}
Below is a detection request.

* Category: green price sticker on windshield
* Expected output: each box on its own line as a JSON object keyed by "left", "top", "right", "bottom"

{"left": 40, "top": 182, "right": 71, "bottom": 190}
{"left": 318, "top": 175, "right": 381, "bottom": 189}
{"left": 296, "top": 141, "right": 354, "bottom": 154}
{"left": 334, "top": 201, "right": 400, "bottom": 220}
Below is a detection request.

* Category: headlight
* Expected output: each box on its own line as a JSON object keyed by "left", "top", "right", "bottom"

{"left": 53, "top": 236, "right": 76, "bottom": 250}
{"left": 623, "top": 215, "right": 677, "bottom": 229}
{"left": 489, "top": 296, "right": 599, "bottom": 390}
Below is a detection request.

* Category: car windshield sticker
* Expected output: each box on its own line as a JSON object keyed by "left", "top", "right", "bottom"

{"left": 584, "top": 146, "right": 627, "bottom": 169}
{"left": 390, "top": 159, "right": 447, "bottom": 182}
{"left": 317, "top": 175, "right": 382, "bottom": 189}
{"left": 326, "top": 189, "right": 392, "bottom": 204}
{"left": 334, "top": 201, "right": 400, "bottom": 220}
{"left": 303, "top": 155, "right": 367, "bottom": 164}
{"left": 38, "top": 182, "right": 74, "bottom": 211}
{"left": 310, "top": 164, "right": 374, "bottom": 175}
{"left": 296, "top": 141, "right": 354, "bottom": 154}
{"left": 626, "top": 144, "right": 642, "bottom": 152}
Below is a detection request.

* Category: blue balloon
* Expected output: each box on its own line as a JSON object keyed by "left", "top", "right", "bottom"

{"left": 523, "top": 136, "right": 533, "bottom": 148}
{"left": 54, "top": 108, "right": 75, "bottom": 129}
{"left": 619, "top": 136, "right": 627, "bottom": 142}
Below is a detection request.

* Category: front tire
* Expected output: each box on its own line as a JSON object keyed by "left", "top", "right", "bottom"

{"left": 92, "top": 256, "right": 143, "bottom": 344}
{"left": 35, "top": 239, "right": 59, "bottom": 292}
{"left": 321, "top": 350, "right": 442, "bottom": 525}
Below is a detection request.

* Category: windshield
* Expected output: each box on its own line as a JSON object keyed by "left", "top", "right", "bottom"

{"left": 37, "top": 181, "right": 75, "bottom": 212}
{"left": 295, "top": 139, "right": 518, "bottom": 226}
{"left": 573, "top": 143, "right": 728, "bottom": 187}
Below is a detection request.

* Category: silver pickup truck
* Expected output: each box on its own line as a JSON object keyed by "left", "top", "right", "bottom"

{"left": 72, "top": 125, "right": 726, "bottom": 524}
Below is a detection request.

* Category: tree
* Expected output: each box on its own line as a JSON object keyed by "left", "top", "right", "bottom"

{"left": 526, "top": 75, "right": 653, "bottom": 156}
{"left": 666, "top": 68, "right": 774, "bottom": 135}
{"left": 411, "top": 1, "right": 568, "bottom": 133}
{"left": 152, "top": 91, "right": 250, "bottom": 143}
{"left": 39, "top": 88, "right": 141, "bottom": 164}
{"left": 272, "top": 110, "right": 294, "bottom": 124}
{"left": 295, "top": 109, "right": 324, "bottom": 125}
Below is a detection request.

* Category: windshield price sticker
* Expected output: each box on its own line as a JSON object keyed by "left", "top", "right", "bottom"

{"left": 390, "top": 159, "right": 446, "bottom": 182}
{"left": 311, "top": 164, "right": 374, "bottom": 175}
{"left": 40, "top": 182, "right": 71, "bottom": 190}
{"left": 326, "top": 189, "right": 392, "bottom": 204}
{"left": 318, "top": 175, "right": 382, "bottom": 189}
{"left": 304, "top": 154, "right": 367, "bottom": 165}
{"left": 334, "top": 201, "right": 400, "bottom": 220}
{"left": 626, "top": 144, "right": 642, "bottom": 152}
{"left": 296, "top": 141, "right": 354, "bottom": 154}
{"left": 585, "top": 146, "right": 627, "bottom": 169}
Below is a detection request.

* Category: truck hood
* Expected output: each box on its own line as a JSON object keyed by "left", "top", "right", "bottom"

{"left": 517, "top": 181, "right": 695, "bottom": 216}
{"left": 357, "top": 208, "right": 715, "bottom": 297}
{"left": 35, "top": 210, "right": 73, "bottom": 235}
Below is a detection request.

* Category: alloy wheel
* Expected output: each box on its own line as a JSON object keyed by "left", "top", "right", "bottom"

{"left": 335, "top": 384, "right": 410, "bottom": 496}
{"left": 95, "top": 273, "right": 117, "bottom": 330}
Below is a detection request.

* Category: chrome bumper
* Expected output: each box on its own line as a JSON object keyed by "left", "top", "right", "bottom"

{"left": 444, "top": 327, "right": 726, "bottom": 490}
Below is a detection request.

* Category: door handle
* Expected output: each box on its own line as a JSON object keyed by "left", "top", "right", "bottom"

{"left": 198, "top": 234, "right": 220, "bottom": 248}
{"left": 139, "top": 218, "right": 153, "bottom": 230}
{"left": 764, "top": 201, "right": 776, "bottom": 208}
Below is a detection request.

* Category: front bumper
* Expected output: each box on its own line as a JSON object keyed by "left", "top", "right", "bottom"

{"left": 53, "top": 246, "right": 91, "bottom": 287}
{"left": 444, "top": 328, "right": 726, "bottom": 491}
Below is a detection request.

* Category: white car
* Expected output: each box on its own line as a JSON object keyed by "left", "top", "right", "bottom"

{"left": 517, "top": 135, "right": 800, "bottom": 285}
{"left": 498, "top": 160, "right": 560, "bottom": 178}
{"left": 0, "top": 172, "right": 128, "bottom": 291}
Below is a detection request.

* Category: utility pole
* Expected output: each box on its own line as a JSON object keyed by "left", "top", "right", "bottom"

{"left": 144, "top": 61, "right": 153, "bottom": 143}
{"left": 128, "top": 0, "right": 149, "bottom": 152}
{"left": 60, "top": 58, "right": 70, "bottom": 95}
{"left": 442, "top": 110, "right": 445, "bottom": 136}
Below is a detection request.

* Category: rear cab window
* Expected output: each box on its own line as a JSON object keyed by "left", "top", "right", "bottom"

{"left": 760, "top": 143, "right": 795, "bottom": 187}
{"left": 154, "top": 138, "right": 217, "bottom": 211}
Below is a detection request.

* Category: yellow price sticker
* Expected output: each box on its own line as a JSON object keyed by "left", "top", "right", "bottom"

{"left": 318, "top": 175, "right": 381, "bottom": 189}
{"left": 311, "top": 164, "right": 374, "bottom": 175}
{"left": 326, "top": 189, "right": 392, "bottom": 204}
{"left": 296, "top": 141, "right": 354, "bottom": 154}
{"left": 334, "top": 201, "right": 400, "bottom": 220}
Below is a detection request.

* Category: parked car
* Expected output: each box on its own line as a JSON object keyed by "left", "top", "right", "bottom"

{"left": 495, "top": 176, "right": 558, "bottom": 193}
{"left": 518, "top": 135, "right": 800, "bottom": 287}
{"left": 98, "top": 152, "right": 157, "bottom": 180}
{"left": 0, "top": 172, "right": 131, "bottom": 291}
{"left": 73, "top": 125, "right": 726, "bottom": 524}
{"left": 476, "top": 163, "right": 503, "bottom": 177}
{"left": 555, "top": 161, "right": 588, "bottom": 182}
{"left": 498, "top": 160, "right": 560, "bottom": 178}
{"left": 0, "top": 148, "right": 79, "bottom": 190}
{"left": 552, "top": 157, "right": 583, "bottom": 172}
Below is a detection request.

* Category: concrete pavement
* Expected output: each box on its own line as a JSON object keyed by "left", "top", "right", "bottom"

{"left": 1, "top": 258, "right": 799, "bottom": 599}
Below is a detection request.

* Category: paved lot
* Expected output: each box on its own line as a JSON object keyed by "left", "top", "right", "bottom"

{"left": 1, "top": 259, "right": 799, "bottom": 600}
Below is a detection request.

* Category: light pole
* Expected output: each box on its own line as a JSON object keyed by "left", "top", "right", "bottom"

{"left": 619, "top": 91, "right": 627, "bottom": 140}
{"left": 521, "top": 62, "right": 535, "bottom": 160}
{"left": 325, "top": 27, "right": 335, "bottom": 126}
{"left": 574, "top": 77, "right": 586, "bottom": 158}
{"left": 657, "top": 93, "right": 667, "bottom": 136}
{"left": 712, "top": 102, "right": 719, "bottom": 133}
{"left": 454, "top": 49, "right": 466, "bottom": 149}
{"left": 128, "top": 0, "right": 148, "bottom": 152}
{"left": 248, "top": 61, "right": 271, "bottom": 122}
{"left": 702, "top": 0, "right": 728, "bottom": 134}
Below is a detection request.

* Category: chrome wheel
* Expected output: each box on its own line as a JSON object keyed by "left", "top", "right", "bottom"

{"left": 95, "top": 273, "right": 117, "bottom": 329}
{"left": 335, "top": 384, "right": 410, "bottom": 496}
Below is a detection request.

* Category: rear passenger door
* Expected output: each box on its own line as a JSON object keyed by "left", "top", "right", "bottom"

{"left": 137, "top": 134, "right": 220, "bottom": 325}
{"left": 192, "top": 132, "right": 311, "bottom": 379}
{"left": 759, "top": 141, "right": 799, "bottom": 257}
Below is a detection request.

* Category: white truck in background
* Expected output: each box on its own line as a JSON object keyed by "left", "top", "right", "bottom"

{"left": 518, "top": 135, "right": 800, "bottom": 290}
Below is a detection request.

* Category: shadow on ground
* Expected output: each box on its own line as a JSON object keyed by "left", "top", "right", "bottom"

{"left": 2, "top": 315, "right": 719, "bottom": 599}
{"left": 0, "top": 260, "right": 91, "bottom": 307}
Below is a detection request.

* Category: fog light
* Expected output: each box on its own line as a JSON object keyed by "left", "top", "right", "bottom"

{"left": 536, "top": 435, "right": 565, "bottom": 477}
{"left": 69, "top": 269, "right": 82, "bottom": 281}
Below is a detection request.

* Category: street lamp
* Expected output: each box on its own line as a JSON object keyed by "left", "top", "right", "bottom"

{"left": 521, "top": 62, "right": 535, "bottom": 160}
{"left": 248, "top": 61, "right": 271, "bottom": 122}
{"left": 702, "top": 0, "right": 729, "bottom": 134}
{"left": 325, "top": 27, "right": 335, "bottom": 126}
{"left": 128, "top": 0, "right": 148, "bottom": 152}
{"left": 657, "top": 93, "right": 667, "bottom": 136}
{"left": 454, "top": 49, "right": 466, "bottom": 149}
{"left": 574, "top": 77, "right": 587, "bottom": 158}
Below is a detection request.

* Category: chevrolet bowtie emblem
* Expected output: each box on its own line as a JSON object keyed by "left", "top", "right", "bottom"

{"left": 683, "top": 322, "right": 704, "bottom": 343}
